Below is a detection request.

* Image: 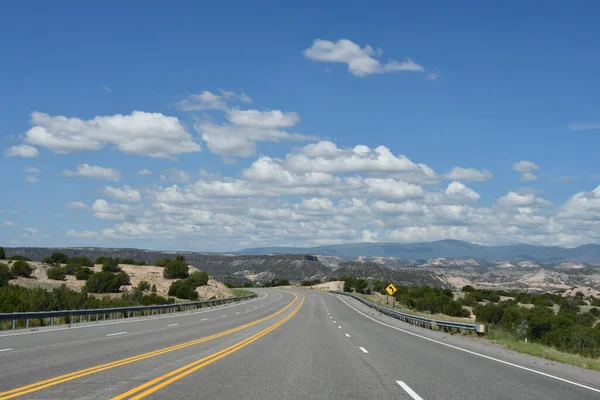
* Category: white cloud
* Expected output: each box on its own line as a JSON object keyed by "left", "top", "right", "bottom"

{"left": 426, "top": 71, "right": 440, "bottom": 80}
{"left": 445, "top": 167, "right": 493, "bottom": 182}
{"left": 25, "top": 176, "right": 39, "bottom": 183}
{"left": 22, "top": 227, "right": 39, "bottom": 237}
{"left": 160, "top": 168, "right": 192, "bottom": 183}
{"left": 513, "top": 160, "right": 539, "bottom": 173}
{"left": 227, "top": 109, "right": 300, "bottom": 129}
{"left": 63, "top": 164, "right": 121, "bottom": 181}
{"left": 67, "top": 201, "right": 88, "bottom": 210}
{"left": 101, "top": 84, "right": 112, "bottom": 93}
{"left": 137, "top": 169, "right": 152, "bottom": 176}
{"left": 5, "top": 145, "right": 39, "bottom": 158}
{"left": 176, "top": 90, "right": 252, "bottom": 111}
{"left": 444, "top": 181, "right": 481, "bottom": 201}
{"left": 496, "top": 191, "right": 550, "bottom": 208}
{"left": 92, "top": 199, "right": 140, "bottom": 220}
{"left": 24, "top": 111, "right": 200, "bottom": 159}
{"left": 67, "top": 230, "right": 99, "bottom": 238}
{"left": 104, "top": 185, "right": 141, "bottom": 202}
{"left": 304, "top": 39, "right": 424, "bottom": 77}
{"left": 364, "top": 178, "right": 424, "bottom": 201}
{"left": 3, "top": 220, "right": 15, "bottom": 227}
{"left": 521, "top": 172, "right": 538, "bottom": 182}
{"left": 567, "top": 123, "right": 600, "bottom": 132}
{"left": 24, "top": 166, "right": 41, "bottom": 173}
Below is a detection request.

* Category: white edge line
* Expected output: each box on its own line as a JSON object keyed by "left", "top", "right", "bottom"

{"left": 359, "top": 346, "right": 369, "bottom": 354}
{"left": 200, "top": 318, "right": 208, "bottom": 321}
{"left": 338, "top": 326, "right": 342, "bottom": 329}
{"left": 106, "top": 331, "right": 127, "bottom": 337}
{"left": 396, "top": 381, "right": 424, "bottom": 400}
{"left": 335, "top": 295, "right": 600, "bottom": 394}
{"left": 167, "top": 323, "right": 178, "bottom": 327}
{"left": 0, "top": 291, "right": 269, "bottom": 338}
{"left": 345, "top": 333, "right": 351, "bottom": 337}
{"left": 0, "top": 348, "right": 13, "bottom": 352}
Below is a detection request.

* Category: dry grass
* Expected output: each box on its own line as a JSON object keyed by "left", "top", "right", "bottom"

{"left": 487, "top": 330, "right": 600, "bottom": 372}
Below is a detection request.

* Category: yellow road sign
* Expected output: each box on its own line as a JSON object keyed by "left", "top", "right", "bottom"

{"left": 385, "top": 283, "right": 397, "bottom": 296}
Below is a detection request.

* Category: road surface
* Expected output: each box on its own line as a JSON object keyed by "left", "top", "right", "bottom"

{"left": 0, "top": 288, "right": 598, "bottom": 399}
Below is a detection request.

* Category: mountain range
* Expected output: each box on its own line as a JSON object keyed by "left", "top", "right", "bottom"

{"left": 236, "top": 240, "right": 600, "bottom": 263}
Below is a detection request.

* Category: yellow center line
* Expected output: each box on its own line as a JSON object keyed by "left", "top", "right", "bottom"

{"left": 0, "top": 294, "right": 298, "bottom": 400}
{"left": 113, "top": 294, "right": 305, "bottom": 400}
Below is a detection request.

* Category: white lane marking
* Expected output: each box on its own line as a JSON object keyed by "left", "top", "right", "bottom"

{"left": 0, "top": 291, "right": 268, "bottom": 338}
{"left": 338, "top": 326, "right": 342, "bottom": 329}
{"left": 0, "top": 348, "right": 13, "bottom": 352}
{"left": 106, "top": 332, "right": 127, "bottom": 337}
{"left": 335, "top": 295, "right": 600, "bottom": 394}
{"left": 345, "top": 333, "right": 351, "bottom": 338}
{"left": 246, "top": 309, "right": 250, "bottom": 312}
{"left": 333, "top": 321, "right": 337, "bottom": 323}
{"left": 330, "top": 316, "right": 333, "bottom": 319}
{"left": 200, "top": 318, "right": 208, "bottom": 321}
{"left": 221, "top": 315, "right": 227, "bottom": 318}
{"left": 236, "top": 312, "right": 240, "bottom": 314}
{"left": 167, "top": 323, "right": 178, "bottom": 327}
{"left": 359, "top": 347, "right": 369, "bottom": 354}
{"left": 396, "top": 381, "right": 424, "bottom": 400}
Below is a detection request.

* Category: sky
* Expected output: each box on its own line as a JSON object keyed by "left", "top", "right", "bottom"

{"left": 1, "top": 1, "right": 599, "bottom": 251}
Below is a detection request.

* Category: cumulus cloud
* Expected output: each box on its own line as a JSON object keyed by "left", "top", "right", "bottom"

{"left": 3, "top": 220, "right": 15, "bottom": 227}
{"left": 92, "top": 199, "right": 141, "bottom": 220}
{"left": 67, "top": 201, "right": 88, "bottom": 210}
{"left": 426, "top": 71, "right": 440, "bottom": 80}
{"left": 496, "top": 191, "right": 550, "bottom": 208}
{"left": 445, "top": 167, "right": 493, "bottom": 182}
{"left": 24, "top": 111, "right": 200, "bottom": 159}
{"left": 25, "top": 176, "right": 39, "bottom": 183}
{"left": 227, "top": 109, "right": 300, "bottom": 129}
{"left": 22, "top": 227, "right": 39, "bottom": 237}
{"left": 567, "top": 123, "right": 600, "bottom": 132}
{"left": 24, "top": 166, "right": 41, "bottom": 173}
{"left": 5, "top": 145, "right": 39, "bottom": 158}
{"left": 63, "top": 164, "right": 121, "bottom": 181}
{"left": 103, "top": 185, "right": 141, "bottom": 202}
{"left": 175, "top": 90, "right": 251, "bottom": 111}
{"left": 137, "top": 169, "right": 152, "bottom": 176}
{"left": 67, "top": 230, "right": 99, "bottom": 238}
{"left": 160, "top": 169, "right": 192, "bottom": 183}
{"left": 512, "top": 160, "right": 540, "bottom": 181}
{"left": 304, "top": 39, "right": 424, "bottom": 77}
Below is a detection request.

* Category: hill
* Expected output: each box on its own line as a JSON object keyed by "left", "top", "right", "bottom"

{"left": 236, "top": 240, "right": 600, "bottom": 262}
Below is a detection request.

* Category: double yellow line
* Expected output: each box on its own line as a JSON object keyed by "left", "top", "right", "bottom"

{"left": 0, "top": 294, "right": 300, "bottom": 400}
{"left": 112, "top": 294, "right": 305, "bottom": 399}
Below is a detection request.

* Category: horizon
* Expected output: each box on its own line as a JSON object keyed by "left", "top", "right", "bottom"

{"left": 2, "top": 2, "right": 600, "bottom": 251}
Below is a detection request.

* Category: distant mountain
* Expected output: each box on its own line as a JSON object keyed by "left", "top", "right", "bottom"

{"left": 236, "top": 240, "right": 600, "bottom": 262}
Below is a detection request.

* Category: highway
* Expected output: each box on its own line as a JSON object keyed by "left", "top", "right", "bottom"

{"left": 0, "top": 289, "right": 598, "bottom": 399}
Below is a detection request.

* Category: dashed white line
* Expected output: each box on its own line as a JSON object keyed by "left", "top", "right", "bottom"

{"left": 0, "top": 348, "right": 13, "bottom": 353}
{"left": 200, "top": 318, "right": 208, "bottom": 321}
{"left": 221, "top": 315, "right": 227, "bottom": 318}
{"left": 106, "top": 332, "right": 127, "bottom": 337}
{"left": 335, "top": 294, "right": 600, "bottom": 395}
{"left": 246, "top": 309, "right": 250, "bottom": 311}
{"left": 236, "top": 312, "right": 240, "bottom": 314}
{"left": 345, "top": 333, "right": 351, "bottom": 338}
{"left": 330, "top": 316, "right": 333, "bottom": 319}
{"left": 167, "top": 323, "right": 178, "bottom": 327}
{"left": 396, "top": 381, "right": 424, "bottom": 400}
{"left": 333, "top": 321, "right": 337, "bottom": 323}
{"left": 359, "top": 347, "right": 369, "bottom": 354}
{"left": 338, "top": 326, "right": 342, "bottom": 329}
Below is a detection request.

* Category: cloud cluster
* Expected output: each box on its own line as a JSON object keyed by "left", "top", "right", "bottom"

{"left": 304, "top": 39, "right": 424, "bottom": 77}
{"left": 512, "top": 160, "right": 540, "bottom": 182}
{"left": 63, "top": 164, "right": 122, "bottom": 181}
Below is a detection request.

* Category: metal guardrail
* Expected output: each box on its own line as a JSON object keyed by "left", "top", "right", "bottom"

{"left": 331, "top": 291, "right": 487, "bottom": 334}
{"left": 0, "top": 294, "right": 257, "bottom": 330}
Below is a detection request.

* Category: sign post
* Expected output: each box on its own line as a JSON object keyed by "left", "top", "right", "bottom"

{"left": 385, "top": 284, "right": 397, "bottom": 307}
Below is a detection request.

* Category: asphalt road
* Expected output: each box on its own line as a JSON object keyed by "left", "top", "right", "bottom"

{"left": 0, "top": 288, "right": 598, "bottom": 399}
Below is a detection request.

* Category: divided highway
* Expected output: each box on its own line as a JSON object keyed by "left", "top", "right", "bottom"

{"left": 0, "top": 289, "right": 598, "bottom": 399}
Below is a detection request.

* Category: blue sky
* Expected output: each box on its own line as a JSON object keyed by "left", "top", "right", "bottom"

{"left": 1, "top": 1, "right": 599, "bottom": 251}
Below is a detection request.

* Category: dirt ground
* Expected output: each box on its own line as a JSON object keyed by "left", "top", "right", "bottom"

{"left": 309, "top": 281, "right": 344, "bottom": 291}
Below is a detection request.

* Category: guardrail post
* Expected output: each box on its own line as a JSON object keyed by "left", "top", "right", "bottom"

{"left": 50, "top": 317, "right": 54, "bottom": 325}
{"left": 26, "top": 319, "right": 29, "bottom": 329}
{"left": 12, "top": 319, "right": 15, "bottom": 330}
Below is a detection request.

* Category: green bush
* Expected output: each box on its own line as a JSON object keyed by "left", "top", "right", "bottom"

{"left": 46, "top": 266, "right": 67, "bottom": 281}
{"left": 101, "top": 258, "right": 122, "bottom": 272}
{"left": 75, "top": 267, "right": 93, "bottom": 280}
{"left": 243, "top": 282, "right": 254, "bottom": 288}
{"left": 0, "top": 247, "right": 5, "bottom": 260}
{"left": 590, "top": 297, "right": 600, "bottom": 307}
{"left": 95, "top": 256, "right": 110, "bottom": 265}
{"left": 0, "top": 263, "right": 13, "bottom": 286}
{"left": 11, "top": 260, "right": 34, "bottom": 277}
{"left": 137, "top": 281, "right": 151, "bottom": 291}
{"left": 155, "top": 259, "right": 168, "bottom": 267}
{"left": 84, "top": 271, "right": 122, "bottom": 293}
{"left": 45, "top": 252, "right": 70, "bottom": 264}
{"left": 168, "top": 280, "right": 199, "bottom": 300}
{"left": 8, "top": 255, "right": 31, "bottom": 261}
{"left": 117, "top": 271, "right": 131, "bottom": 286}
{"left": 162, "top": 260, "right": 189, "bottom": 279}
{"left": 69, "top": 256, "right": 93, "bottom": 267}
{"left": 188, "top": 271, "right": 209, "bottom": 287}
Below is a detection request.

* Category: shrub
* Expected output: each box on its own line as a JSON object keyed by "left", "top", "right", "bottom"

{"left": 101, "top": 258, "right": 122, "bottom": 273}
{"left": 155, "top": 259, "right": 168, "bottom": 267}
{"left": 11, "top": 260, "right": 34, "bottom": 277}
{"left": 95, "top": 256, "right": 110, "bottom": 265}
{"left": 590, "top": 297, "right": 600, "bottom": 307}
{"left": 175, "top": 255, "right": 186, "bottom": 262}
{"left": 8, "top": 255, "right": 31, "bottom": 261}
{"left": 137, "top": 281, "right": 151, "bottom": 291}
{"left": 69, "top": 256, "right": 93, "bottom": 267}
{"left": 117, "top": 271, "right": 131, "bottom": 286}
{"left": 461, "top": 285, "right": 475, "bottom": 293}
{"left": 46, "top": 266, "right": 67, "bottom": 280}
{"left": 168, "top": 280, "right": 199, "bottom": 300}
{"left": 47, "top": 252, "right": 70, "bottom": 264}
{"left": 0, "top": 247, "right": 5, "bottom": 260}
{"left": 0, "top": 263, "right": 13, "bottom": 286}
{"left": 75, "top": 267, "right": 93, "bottom": 280}
{"left": 589, "top": 307, "right": 600, "bottom": 317}
{"left": 163, "top": 260, "right": 189, "bottom": 279}
{"left": 188, "top": 271, "right": 209, "bottom": 288}
{"left": 84, "top": 271, "right": 122, "bottom": 293}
